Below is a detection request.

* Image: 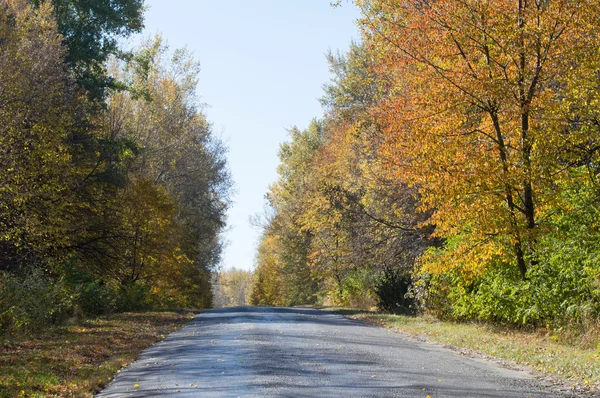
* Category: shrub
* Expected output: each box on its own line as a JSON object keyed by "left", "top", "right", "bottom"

{"left": 114, "top": 282, "right": 151, "bottom": 312}
{"left": 76, "top": 279, "right": 117, "bottom": 316}
{"left": 336, "top": 268, "right": 378, "bottom": 309}
{"left": 0, "top": 268, "right": 75, "bottom": 334}
{"left": 417, "top": 172, "right": 600, "bottom": 333}
{"left": 374, "top": 268, "right": 416, "bottom": 314}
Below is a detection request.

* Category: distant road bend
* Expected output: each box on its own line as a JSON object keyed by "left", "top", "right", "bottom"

{"left": 98, "top": 306, "right": 567, "bottom": 397}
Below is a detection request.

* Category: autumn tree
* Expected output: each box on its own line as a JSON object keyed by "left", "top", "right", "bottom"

{"left": 252, "top": 44, "right": 436, "bottom": 310}
{"left": 0, "top": 0, "right": 231, "bottom": 328}
{"left": 299, "top": 119, "right": 431, "bottom": 308}
{"left": 357, "top": 0, "right": 600, "bottom": 281}
{"left": 251, "top": 122, "right": 325, "bottom": 306}
{"left": 250, "top": 234, "right": 285, "bottom": 306}
{"left": 87, "top": 36, "right": 232, "bottom": 307}
{"left": 0, "top": 0, "right": 80, "bottom": 271}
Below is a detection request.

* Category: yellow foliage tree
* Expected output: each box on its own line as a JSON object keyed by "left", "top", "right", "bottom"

{"left": 358, "top": 0, "right": 600, "bottom": 279}
{"left": 0, "top": 0, "right": 79, "bottom": 270}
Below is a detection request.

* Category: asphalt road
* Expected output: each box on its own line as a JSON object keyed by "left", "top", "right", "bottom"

{"left": 97, "top": 306, "right": 567, "bottom": 397}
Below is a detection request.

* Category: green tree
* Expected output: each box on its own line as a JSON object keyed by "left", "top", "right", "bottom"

{"left": 30, "top": 0, "right": 145, "bottom": 100}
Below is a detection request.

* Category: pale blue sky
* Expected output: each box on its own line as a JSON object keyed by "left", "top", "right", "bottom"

{"left": 138, "top": 1, "right": 361, "bottom": 271}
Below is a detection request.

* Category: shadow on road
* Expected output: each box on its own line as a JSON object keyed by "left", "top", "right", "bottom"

{"left": 98, "top": 306, "right": 560, "bottom": 398}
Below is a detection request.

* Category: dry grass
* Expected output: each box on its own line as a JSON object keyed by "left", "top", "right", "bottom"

{"left": 327, "top": 308, "right": 600, "bottom": 393}
{"left": 0, "top": 311, "right": 195, "bottom": 397}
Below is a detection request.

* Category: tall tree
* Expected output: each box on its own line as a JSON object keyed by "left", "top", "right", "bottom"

{"left": 358, "top": 0, "right": 600, "bottom": 280}
{"left": 313, "top": 43, "right": 436, "bottom": 308}
{"left": 93, "top": 37, "right": 232, "bottom": 307}
{"left": 30, "top": 0, "right": 145, "bottom": 100}
{"left": 0, "top": 0, "right": 80, "bottom": 271}
{"left": 251, "top": 121, "right": 324, "bottom": 306}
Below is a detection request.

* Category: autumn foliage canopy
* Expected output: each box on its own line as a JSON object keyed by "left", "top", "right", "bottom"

{"left": 252, "top": 0, "right": 600, "bottom": 329}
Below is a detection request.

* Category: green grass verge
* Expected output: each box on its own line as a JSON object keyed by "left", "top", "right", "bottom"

{"left": 326, "top": 308, "right": 600, "bottom": 392}
{"left": 0, "top": 311, "right": 195, "bottom": 397}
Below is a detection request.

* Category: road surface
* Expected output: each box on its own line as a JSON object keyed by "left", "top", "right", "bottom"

{"left": 98, "top": 306, "right": 567, "bottom": 397}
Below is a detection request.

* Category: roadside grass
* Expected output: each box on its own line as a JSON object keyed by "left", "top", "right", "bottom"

{"left": 0, "top": 311, "right": 195, "bottom": 398}
{"left": 326, "top": 308, "right": 600, "bottom": 393}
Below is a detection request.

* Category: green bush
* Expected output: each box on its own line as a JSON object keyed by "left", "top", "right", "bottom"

{"left": 374, "top": 268, "right": 416, "bottom": 314}
{"left": 61, "top": 261, "right": 156, "bottom": 315}
{"left": 451, "top": 264, "right": 534, "bottom": 325}
{"left": 420, "top": 172, "right": 600, "bottom": 332}
{"left": 527, "top": 178, "right": 600, "bottom": 330}
{"left": 60, "top": 262, "right": 117, "bottom": 316}
{"left": 114, "top": 282, "right": 151, "bottom": 312}
{"left": 0, "top": 269, "right": 75, "bottom": 334}
{"left": 76, "top": 279, "right": 116, "bottom": 316}
{"left": 335, "top": 268, "right": 378, "bottom": 309}
{"left": 450, "top": 244, "right": 599, "bottom": 330}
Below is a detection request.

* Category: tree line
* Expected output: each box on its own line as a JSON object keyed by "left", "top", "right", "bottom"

{"left": 213, "top": 268, "right": 252, "bottom": 308}
{"left": 251, "top": 0, "right": 600, "bottom": 334}
{"left": 0, "top": 0, "right": 231, "bottom": 333}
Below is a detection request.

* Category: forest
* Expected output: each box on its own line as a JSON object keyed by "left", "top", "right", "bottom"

{"left": 3, "top": 0, "right": 600, "bottom": 340}
{"left": 5, "top": 0, "right": 600, "bottom": 395}
{"left": 251, "top": 0, "right": 600, "bottom": 337}
{"left": 0, "top": 0, "right": 231, "bottom": 335}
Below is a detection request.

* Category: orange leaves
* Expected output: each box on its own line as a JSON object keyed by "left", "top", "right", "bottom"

{"left": 356, "top": 0, "right": 600, "bottom": 277}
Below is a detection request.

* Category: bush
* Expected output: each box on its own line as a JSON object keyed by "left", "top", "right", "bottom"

{"left": 61, "top": 261, "right": 156, "bottom": 315}
{"left": 375, "top": 268, "right": 416, "bottom": 314}
{"left": 76, "top": 279, "right": 117, "bottom": 316}
{"left": 449, "top": 249, "right": 600, "bottom": 330}
{"left": 451, "top": 264, "right": 533, "bottom": 325}
{"left": 527, "top": 179, "right": 600, "bottom": 330}
{"left": 417, "top": 173, "right": 600, "bottom": 332}
{"left": 60, "top": 262, "right": 117, "bottom": 316}
{"left": 0, "top": 268, "right": 75, "bottom": 334}
{"left": 114, "top": 282, "right": 151, "bottom": 312}
{"left": 411, "top": 270, "right": 457, "bottom": 320}
{"left": 334, "top": 268, "right": 378, "bottom": 309}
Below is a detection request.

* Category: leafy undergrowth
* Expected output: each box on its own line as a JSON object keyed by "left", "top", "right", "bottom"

{"left": 0, "top": 311, "right": 195, "bottom": 397}
{"left": 327, "top": 308, "right": 600, "bottom": 394}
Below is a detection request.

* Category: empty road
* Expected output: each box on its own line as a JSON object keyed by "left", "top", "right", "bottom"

{"left": 98, "top": 306, "right": 566, "bottom": 397}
